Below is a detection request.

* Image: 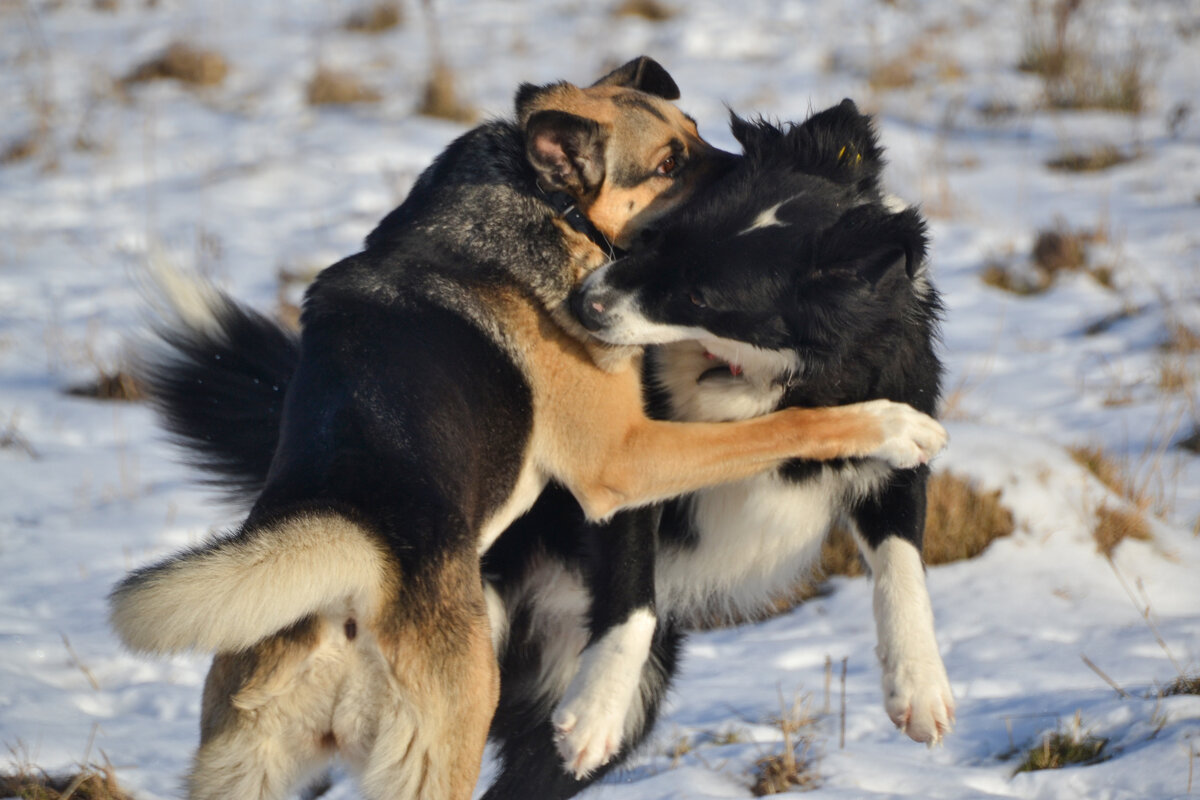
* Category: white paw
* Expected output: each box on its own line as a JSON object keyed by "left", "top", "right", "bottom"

{"left": 551, "top": 608, "right": 656, "bottom": 778}
{"left": 552, "top": 693, "right": 627, "bottom": 778}
{"left": 866, "top": 400, "right": 948, "bottom": 469}
{"left": 880, "top": 653, "right": 956, "bottom": 744}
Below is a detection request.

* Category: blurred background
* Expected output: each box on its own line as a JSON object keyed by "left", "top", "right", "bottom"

{"left": 1, "top": 1, "right": 1198, "bottom": 798}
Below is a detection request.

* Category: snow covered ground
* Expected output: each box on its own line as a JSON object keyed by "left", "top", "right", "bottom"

{"left": 1, "top": 0, "right": 1198, "bottom": 797}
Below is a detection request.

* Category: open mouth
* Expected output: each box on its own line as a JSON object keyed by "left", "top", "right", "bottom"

{"left": 697, "top": 350, "right": 744, "bottom": 382}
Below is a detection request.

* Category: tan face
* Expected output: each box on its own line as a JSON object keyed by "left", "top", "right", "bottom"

{"left": 522, "top": 82, "right": 730, "bottom": 250}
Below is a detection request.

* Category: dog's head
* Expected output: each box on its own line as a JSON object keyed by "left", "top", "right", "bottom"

{"left": 569, "top": 99, "right": 931, "bottom": 376}
{"left": 518, "top": 57, "right": 734, "bottom": 250}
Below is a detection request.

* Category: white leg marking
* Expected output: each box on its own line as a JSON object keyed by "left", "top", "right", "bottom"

{"left": 552, "top": 607, "right": 656, "bottom": 777}
{"left": 859, "top": 536, "right": 955, "bottom": 744}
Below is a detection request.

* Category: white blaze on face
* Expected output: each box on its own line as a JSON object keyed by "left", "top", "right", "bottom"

{"left": 737, "top": 200, "right": 790, "bottom": 236}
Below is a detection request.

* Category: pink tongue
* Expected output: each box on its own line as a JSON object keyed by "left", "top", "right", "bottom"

{"left": 704, "top": 351, "right": 742, "bottom": 376}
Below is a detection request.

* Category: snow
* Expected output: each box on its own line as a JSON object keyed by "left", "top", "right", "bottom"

{"left": 2, "top": 0, "right": 1198, "bottom": 798}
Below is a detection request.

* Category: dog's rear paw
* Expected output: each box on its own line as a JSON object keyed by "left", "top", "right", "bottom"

{"left": 552, "top": 697, "right": 625, "bottom": 778}
{"left": 865, "top": 400, "right": 947, "bottom": 469}
{"left": 882, "top": 657, "right": 956, "bottom": 745}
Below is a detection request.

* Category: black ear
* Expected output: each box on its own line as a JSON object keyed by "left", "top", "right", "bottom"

{"left": 515, "top": 80, "right": 565, "bottom": 124}
{"left": 525, "top": 110, "right": 608, "bottom": 197}
{"left": 590, "top": 56, "right": 680, "bottom": 99}
{"left": 789, "top": 98, "right": 885, "bottom": 189}
{"left": 729, "top": 112, "right": 784, "bottom": 151}
{"left": 820, "top": 206, "right": 928, "bottom": 284}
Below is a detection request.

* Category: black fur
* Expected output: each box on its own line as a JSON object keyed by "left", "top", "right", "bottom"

{"left": 136, "top": 98, "right": 944, "bottom": 798}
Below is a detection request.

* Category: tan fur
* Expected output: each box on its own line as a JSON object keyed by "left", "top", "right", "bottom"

{"left": 190, "top": 555, "right": 496, "bottom": 800}
{"left": 121, "top": 73, "right": 946, "bottom": 800}
{"left": 522, "top": 84, "right": 718, "bottom": 248}
{"left": 493, "top": 293, "right": 937, "bottom": 520}
{"left": 110, "top": 513, "right": 390, "bottom": 655}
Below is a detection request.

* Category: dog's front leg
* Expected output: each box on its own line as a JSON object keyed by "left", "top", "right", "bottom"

{"left": 552, "top": 506, "right": 661, "bottom": 777}
{"left": 852, "top": 467, "right": 955, "bottom": 744}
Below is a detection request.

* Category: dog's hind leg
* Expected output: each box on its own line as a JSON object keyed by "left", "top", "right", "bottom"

{"left": 851, "top": 467, "right": 955, "bottom": 744}
{"left": 356, "top": 557, "right": 499, "bottom": 800}
{"left": 188, "top": 620, "right": 339, "bottom": 800}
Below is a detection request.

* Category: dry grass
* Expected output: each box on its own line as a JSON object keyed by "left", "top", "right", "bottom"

{"left": 1092, "top": 504, "right": 1152, "bottom": 558}
{"left": 416, "top": 61, "right": 475, "bottom": 123}
{"left": 981, "top": 260, "right": 1052, "bottom": 295}
{"left": 0, "top": 763, "right": 133, "bottom": 800}
{"left": 343, "top": 2, "right": 403, "bottom": 33}
{"left": 1068, "top": 443, "right": 1151, "bottom": 512}
{"left": 613, "top": 0, "right": 677, "bottom": 21}
{"left": 1032, "top": 225, "right": 1090, "bottom": 273}
{"left": 65, "top": 369, "right": 145, "bottom": 402}
{"left": 751, "top": 694, "right": 820, "bottom": 795}
{"left": 1046, "top": 144, "right": 1138, "bottom": 173}
{"left": 123, "top": 41, "right": 229, "bottom": 87}
{"left": 867, "top": 56, "right": 918, "bottom": 91}
{"left": 1178, "top": 426, "right": 1200, "bottom": 455}
{"left": 306, "top": 66, "right": 381, "bottom": 106}
{"left": 1018, "top": 0, "right": 1148, "bottom": 113}
{"left": 1163, "top": 673, "right": 1200, "bottom": 697}
{"left": 1013, "top": 714, "right": 1108, "bottom": 773}
{"left": 1, "top": 134, "right": 41, "bottom": 165}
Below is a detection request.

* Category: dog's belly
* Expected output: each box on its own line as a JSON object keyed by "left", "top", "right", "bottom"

{"left": 656, "top": 470, "right": 841, "bottom": 625}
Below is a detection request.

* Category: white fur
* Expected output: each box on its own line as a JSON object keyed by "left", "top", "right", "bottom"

{"left": 856, "top": 535, "right": 955, "bottom": 744}
{"left": 737, "top": 200, "right": 790, "bottom": 235}
{"left": 512, "top": 557, "right": 593, "bottom": 710}
{"left": 553, "top": 607, "right": 657, "bottom": 777}
{"left": 188, "top": 608, "right": 452, "bottom": 800}
{"left": 109, "top": 514, "right": 387, "bottom": 655}
{"left": 136, "top": 260, "right": 229, "bottom": 339}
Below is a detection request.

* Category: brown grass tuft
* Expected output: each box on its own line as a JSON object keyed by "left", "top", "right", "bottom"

{"left": 0, "top": 763, "right": 134, "bottom": 800}
{"left": 1068, "top": 443, "right": 1150, "bottom": 512}
{"left": 1, "top": 134, "right": 41, "bottom": 165}
{"left": 343, "top": 2, "right": 403, "bottom": 33}
{"left": 751, "top": 694, "right": 820, "bottom": 795}
{"left": 1013, "top": 714, "right": 1108, "bottom": 773}
{"left": 613, "top": 0, "right": 677, "bottom": 21}
{"left": 1178, "top": 426, "right": 1200, "bottom": 455}
{"left": 1032, "top": 226, "right": 1089, "bottom": 274}
{"left": 417, "top": 61, "right": 475, "bottom": 123}
{"left": 66, "top": 369, "right": 145, "bottom": 402}
{"left": 123, "top": 42, "right": 229, "bottom": 87}
{"left": 307, "top": 66, "right": 381, "bottom": 106}
{"left": 1018, "top": 0, "right": 1148, "bottom": 113}
{"left": 867, "top": 57, "right": 918, "bottom": 91}
{"left": 1092, "top": 504, "right": 1152, "bottom": 558}
{"left": 981, "top": 261, "right": 1051, "bottom": 295}
{"left": 1046, "top": 144, "right": 1137, "bottom": 173}
{"left": 1163, "top": 673, "right": 1200, "bottom": 697}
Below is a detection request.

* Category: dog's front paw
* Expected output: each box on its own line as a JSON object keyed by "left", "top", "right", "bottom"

{"left": 552, "top": 691, "right": 627, "bottom": 778}
{"left": 865, "top": 400, "right": 947, "bottom": 469}
{"left": 880, "top": 653, "right": 956, "bottom": 745}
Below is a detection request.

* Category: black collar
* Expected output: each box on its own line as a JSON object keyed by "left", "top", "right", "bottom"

{"left": 537, "top": 184, "right": 627, "bottom": 260}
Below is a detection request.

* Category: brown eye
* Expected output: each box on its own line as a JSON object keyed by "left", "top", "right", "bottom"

{"left": 689, "top": 292, "right": 706, "bottom": 308}
{"left": 657, "top": 155, "right": 679, "bottom": 176}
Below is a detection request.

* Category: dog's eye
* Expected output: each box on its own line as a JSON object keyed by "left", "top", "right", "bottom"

{"left": 656, "top": 155, "right": 680, "bottom": 176}
{"left": 689, "top": 292, "right": 707, "bottom": 308}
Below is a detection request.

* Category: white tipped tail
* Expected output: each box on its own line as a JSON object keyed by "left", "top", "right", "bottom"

{"left": 110, "top": 514, "right": 389, "bottom": 655}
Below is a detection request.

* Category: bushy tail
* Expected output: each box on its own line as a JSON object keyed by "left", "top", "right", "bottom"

{"left": 132, "top": 264, "right": 297, "bottom": 505}
{"left": 110, "top": 514, "right": 389, "bottom": 655}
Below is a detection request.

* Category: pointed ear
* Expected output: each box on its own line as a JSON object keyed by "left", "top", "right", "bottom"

{"left": 789, "top": 98, "right": 885, "bottom": 189}
{"left": 729, "top": 111, "right": 784, "bottom": 151}
{"left": 525, "top": 110, "right": 608, "bottom": 197}
{"left": 590, "top": 56, "right": 680, "bottom": 99}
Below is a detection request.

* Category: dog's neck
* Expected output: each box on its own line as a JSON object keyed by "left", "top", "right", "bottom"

{"left": 536, "top": 184, "right": 626, "bottom": 262}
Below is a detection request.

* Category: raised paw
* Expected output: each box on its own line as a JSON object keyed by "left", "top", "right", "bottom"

{"left": 552, "top": 693, "right": 626, "bottom": 778}
{"left": 881, "top": 655, "right": 956, "bottom": 745}
{"left": 864, "top": 400, "right": 948, "bottom": 469}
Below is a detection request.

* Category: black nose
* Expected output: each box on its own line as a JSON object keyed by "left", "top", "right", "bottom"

{"left": 570, "top": 286, "right": 610, "bottom": 332}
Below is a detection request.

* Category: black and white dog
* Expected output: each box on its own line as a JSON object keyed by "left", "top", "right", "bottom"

{"left": 479, "top": 99, "right": 954, "bottom": 798}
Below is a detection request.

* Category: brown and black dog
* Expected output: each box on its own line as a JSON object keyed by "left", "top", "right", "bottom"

{"left": 110, "top": 58, "right": 947, "bottom": 800}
